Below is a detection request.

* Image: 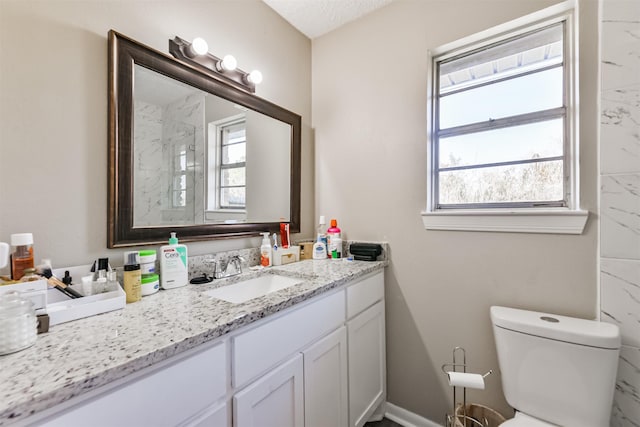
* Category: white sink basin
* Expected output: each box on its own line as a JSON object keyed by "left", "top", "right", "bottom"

{"left": 203, "top": 274, "right": 304, "bottom": 304}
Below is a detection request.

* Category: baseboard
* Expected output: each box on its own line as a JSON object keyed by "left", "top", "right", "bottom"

{"left": 385, "top": 402, "right": 443, "bottom": 427}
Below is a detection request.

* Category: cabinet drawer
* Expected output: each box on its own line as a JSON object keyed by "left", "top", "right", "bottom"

{"left": 37, "top": 340, "right": 227, "bottom": 427}
{"left": 347, "top": 272, "right": 384, "bottom": 319}
{"left": 233, "top": 290, "right": 345, "bottom": 388}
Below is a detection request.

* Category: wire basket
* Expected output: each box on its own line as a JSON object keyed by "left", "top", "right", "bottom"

{"left": 452, "top": 403, "right": 506, "bottom": 427}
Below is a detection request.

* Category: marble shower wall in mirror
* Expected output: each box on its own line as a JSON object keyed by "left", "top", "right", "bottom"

{"left": 132, "top": 64, "right": 291, "bottom": 228}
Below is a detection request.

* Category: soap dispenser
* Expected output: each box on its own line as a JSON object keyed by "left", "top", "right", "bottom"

{"left": 260, "top": 232, "right": 272, "bottom": 267}
{"left": 312, "top": 234, "right": 327, "bottom": 260}
{"left": 159, "top": 232, "right": 188, "bottom": 289}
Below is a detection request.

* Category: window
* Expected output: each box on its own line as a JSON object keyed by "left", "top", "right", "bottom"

{"left": 209, "top": 116, "right": 247, "bottom": 211}
{"left": 423, "top": 1, "right": 587, "bottom": 234}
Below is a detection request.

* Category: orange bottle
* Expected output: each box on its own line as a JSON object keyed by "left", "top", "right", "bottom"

{"left": 10, "top": 233, "right": 34, "bottom": 280}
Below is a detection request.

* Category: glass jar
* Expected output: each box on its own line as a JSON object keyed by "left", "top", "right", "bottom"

{"left": 10, "top": 233, "right": 34, "bottom": 280}
{"left": 0, "top": 291, "right": 37, "bottom": 355}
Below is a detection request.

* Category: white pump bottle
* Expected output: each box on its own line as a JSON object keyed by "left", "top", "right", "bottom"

{"left": 260, "top": 232, "right": 272, "bottom": 267}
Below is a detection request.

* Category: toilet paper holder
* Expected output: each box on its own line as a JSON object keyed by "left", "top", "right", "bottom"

{"left": 441, "top": 347, "right": 493, "bottom": 427}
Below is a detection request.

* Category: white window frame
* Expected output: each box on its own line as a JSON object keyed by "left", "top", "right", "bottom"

{"left": 206, "top": 114, "right": 247, "bottom": 214}
{"left": 421, "top": 0, "right": 587, "bottom": 234}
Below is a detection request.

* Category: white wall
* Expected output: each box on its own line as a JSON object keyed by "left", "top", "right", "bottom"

{"left": 0, "top": 0, "right": 313, "bottom": 268}
{"left": 599, "top": 0, "right": 640, "bottom": 424}
{"left": 245, "top": 110, "right": 291, "bottom": 222}
{"left": 312, "top": 0, "right": 600, "bottom": 420}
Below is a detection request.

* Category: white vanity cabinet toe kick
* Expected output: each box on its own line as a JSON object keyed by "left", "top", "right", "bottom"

{"left": 23, "top": 270, "right": 385, "bottom": 427}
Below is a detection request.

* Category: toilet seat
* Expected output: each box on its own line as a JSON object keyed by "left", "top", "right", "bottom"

{"left": 501, "top": 412, "right": 558, "bottom": 427}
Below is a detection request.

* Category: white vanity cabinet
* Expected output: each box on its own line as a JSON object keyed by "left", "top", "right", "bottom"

{"left": 230, "top": 270, "right": 384, "bottom": 427}
{"left": 231, "top": 289, "right": 346, "bottom": 427}
{"left": 346, "top": 272, "right": 386, "bottom": 427}
{"left": 21, "top": 269, "right": 385, "bottom": 427}
{"left": 29, "top": 340, "right": 229, "bottom": 427}
{"left": 303, "top": 326, "right": 349, "bottom": 427}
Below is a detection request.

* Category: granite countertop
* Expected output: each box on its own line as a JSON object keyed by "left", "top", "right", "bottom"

{"left": 0, "top": 258, "right": 386, "bottom": 425}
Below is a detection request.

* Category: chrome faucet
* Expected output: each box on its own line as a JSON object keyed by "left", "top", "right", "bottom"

{"left": 215, "top": 255, "right": 243, "bottom": 279}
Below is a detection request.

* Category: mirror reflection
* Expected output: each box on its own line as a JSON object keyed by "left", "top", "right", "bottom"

{"left": 133, "top": 65, "right": 291, "bottom": 227}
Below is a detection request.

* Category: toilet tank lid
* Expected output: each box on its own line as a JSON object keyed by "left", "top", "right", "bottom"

{"left": 490, "top": 306, "right": 620, "bottom": 349}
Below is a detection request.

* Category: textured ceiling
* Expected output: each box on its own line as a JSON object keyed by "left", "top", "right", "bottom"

{"left": 262, "top": 0, "right": 394, "bottom": 39}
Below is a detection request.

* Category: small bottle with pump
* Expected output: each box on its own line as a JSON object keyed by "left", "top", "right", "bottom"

{"left": 326, "top": 219, "right": 342, "bottom": 258}
{"left": 159, "top": 232, "right": 188, "bottom": 290}
{"left": 312, "top": 234, "right": 327, "bottom": 260}
{"left": 123, "top": 252, "right": 142, "bottom": 303}
{"left": 260, "top": 232, "right": 272, "bottom": 267}
{"left": 10, "top": 233, "right": 34, "bottom": 280}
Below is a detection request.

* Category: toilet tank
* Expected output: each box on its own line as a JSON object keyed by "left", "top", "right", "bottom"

{"left": 490, "top": 306, "right": 620, "bottom": 427}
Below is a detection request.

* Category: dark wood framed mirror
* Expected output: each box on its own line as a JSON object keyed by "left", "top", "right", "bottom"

{"left": 108, "top": 30, "right": 301, "bottom": 247}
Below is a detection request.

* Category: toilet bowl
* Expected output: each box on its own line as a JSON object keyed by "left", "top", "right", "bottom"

{"left": 490, "top": 306, "right": 620, "bottom": 427}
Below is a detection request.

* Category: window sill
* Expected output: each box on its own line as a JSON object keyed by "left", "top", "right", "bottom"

{"left": 421, "top": 208, "right": 588, "bottom": 234}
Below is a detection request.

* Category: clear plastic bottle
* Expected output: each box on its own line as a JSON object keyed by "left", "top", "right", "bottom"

{"left": 10, "top": 233, "right": 34, "bottom": 281}
{"left": 106, "top": 270, "right": 119, "bottom": 292}
{"left": 317, "top": 216, "right": 328, "bottom": 253}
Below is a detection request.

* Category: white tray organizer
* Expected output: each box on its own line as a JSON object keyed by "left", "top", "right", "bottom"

{"left": 0, "top": 264, "right": 125, "bottom": 327}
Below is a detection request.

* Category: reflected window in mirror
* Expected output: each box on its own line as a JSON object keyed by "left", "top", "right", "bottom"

{"left": 207, "top": 115, "right": 248, "bottom": 223}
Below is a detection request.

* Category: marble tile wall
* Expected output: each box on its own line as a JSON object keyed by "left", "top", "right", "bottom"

{"left": 133, "top": 101, "right": 164, "bottom": 226}
{"left": 600, "top": 1, "right": 640, "bottom": 425}
{"left": 133, "top": 93, "right": 205, "bottom": 227}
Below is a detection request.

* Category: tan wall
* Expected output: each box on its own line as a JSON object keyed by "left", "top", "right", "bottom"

{"left": 0, "top": 0, "right": 313, "bottom": 267}
{"left": 312, "top": 0, "right": 599, "bottom": 421}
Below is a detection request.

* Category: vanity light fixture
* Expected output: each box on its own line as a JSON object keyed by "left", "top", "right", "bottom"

{"left": 189, "top": 37, "right": 208, "bottom": 57}
{"left": 216, "top": 54, "right": 238, "bottom": 72}
{"left": 169, "top": 36, "right": 262, "bottom": 93}
{"left": 246, "top": 70, "right": 263, "bottom": 85}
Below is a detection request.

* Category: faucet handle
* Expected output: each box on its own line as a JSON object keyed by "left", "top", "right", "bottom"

{"left": 229, "top": 255, "right": 244, "bottom": 265}
{"left": 230, "top": 255, "right": 244, "bottom": 272}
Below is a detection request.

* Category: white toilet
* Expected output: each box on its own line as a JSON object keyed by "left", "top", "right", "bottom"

{"left": 490, "top": 306, "right": 621, "bottom": 427}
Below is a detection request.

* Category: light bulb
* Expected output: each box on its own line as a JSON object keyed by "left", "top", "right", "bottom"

{"left": 219, "top": 54, "right": 237, "bottom": 72}
{"left": 191, "top": 37, "right": 208, "bottom": 56}
{"left": 247, "top": 70, "right": 263, "bottom": 85}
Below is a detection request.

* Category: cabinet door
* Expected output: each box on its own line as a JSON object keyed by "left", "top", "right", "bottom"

{"left": 303, "top": 327, "right": 348, "bottom": 427}
{"left": 233, "top": 354, "right": 303, "bottom": 427}
{"left": 347, "top": 301, "right": 386, "bottom": 427}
